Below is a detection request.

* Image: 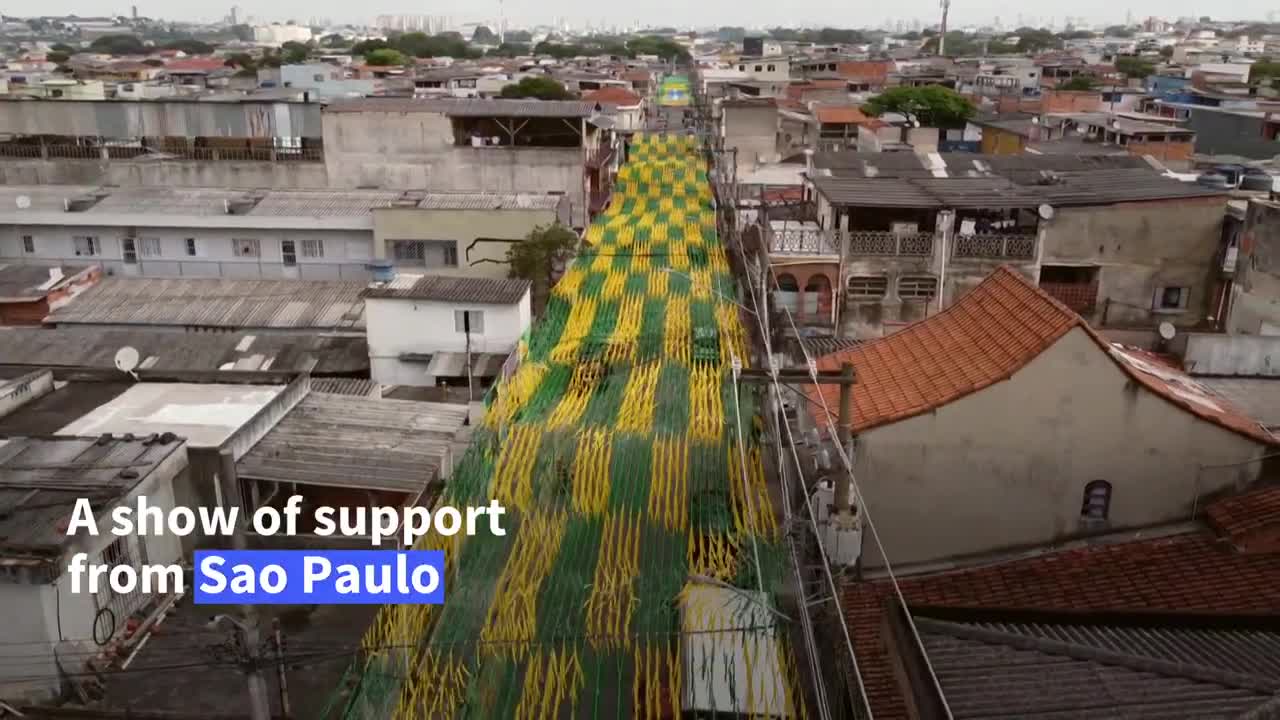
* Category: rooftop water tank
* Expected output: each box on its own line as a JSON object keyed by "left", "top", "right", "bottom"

{"left": 1196, "top": 172, "right": 1232, "bottom": 189}
{"left": 1241, "top": 172, "right": 1274, "bottom": 192}
{"left": 366, "top": 260, "right": 395, "bottom": 283}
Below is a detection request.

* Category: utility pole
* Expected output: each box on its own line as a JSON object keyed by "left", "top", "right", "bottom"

{"left": 832, "top": 362, "right": 855, "bottom": 518}
{"left": 272, "top": 618, "right": 292, "bottom": 720}
{"left": 938, "top": 0, "right": 951, "bottom": 55}
{"left": 216, "top": 451, "right": 272, "bottom": 720}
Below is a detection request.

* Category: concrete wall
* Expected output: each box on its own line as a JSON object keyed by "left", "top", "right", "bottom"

{"left": 721, "top": 104, "right": 779, "bottom": 175}
{"left": 1183, "top": 333, "right": 1280, "bottom": 376}
{"left": 1183, "top": 107, "right": 1279, "bottom": 160}
{"left": 1235, "top": 198, "right": 1280, "bottom": 334}
{"left": 1043, "top": 197, "right": 1227, "bottom": 328}
{"left": 0, "top": 98, "right": 322, "bottom": 139}
{"left": 322, "top": 111, "right": 587, "bottom": 226}
{"left": 0, "top": 224, "right": 372, "bottom": 280}
{"left": 0, "top": 158, "right": 329, "bottom": 189}
{"left": 372, "top": 206, "right": 559, "bottom": 279}
{"left": 365, "top": 293, "right": 531, "bottom": 386}
{"left": 854, "top": 326, "right": 1267, "bottom": 569}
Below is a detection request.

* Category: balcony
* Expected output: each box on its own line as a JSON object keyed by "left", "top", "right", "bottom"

{"left": 757, "top": 225, "right": 839, "bottom": 258}
{"left": 951, "top": 232, "right": 1037, "bottom": 261}
{"left": 847, "top": 231, "right": 934, "bottom": 257}
{"left": 0, "top": 143, "right": 324, "bottom": 163}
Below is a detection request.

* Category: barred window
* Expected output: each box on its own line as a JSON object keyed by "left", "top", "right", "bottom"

{"left": 301, "top": 239, "right": 324, "bottom": 258}
{"left": 232, "top": 238, "right": 260, "bottom": 258}
{"left": 847, "top": 276, "right": 888, "bottom": 300}
{"left": 898, "top": 276, "right": 938, "bottom": 301}
{"left": 1081, "top": 480, "right": 1112, "bottom": 520}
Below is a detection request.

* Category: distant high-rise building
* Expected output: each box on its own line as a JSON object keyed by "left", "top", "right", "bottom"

{"left": 1126, "top": 8, "right": 1133, "bottom": 26}
{"left": 230, "top": 5, "right": 239, "bottom": 24}
{"left": 130, "top": 4, "right": 137, "bottom": 19}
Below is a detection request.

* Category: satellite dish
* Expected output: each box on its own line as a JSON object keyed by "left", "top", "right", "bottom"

{"left": 114, "top": 346, "right": 140, "bottom": 376}
{"left": 1158, "top": 321, "right": 1177, "bottom": 341}
{"left": 15, "top": 195, "right": 30, "bottom": 209}
{"left": 1037, "top": 203, "right": 1055, "bottom": 220}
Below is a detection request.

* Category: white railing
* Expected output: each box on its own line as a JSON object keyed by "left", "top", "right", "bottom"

{"left": 767, "top": 227, "right": 839, "bottom": 256}
{"left": 847, "top": 231, "right": 935, "bottom": 257}
{"left": 952, "top": 232, "right": 1037, "bottom": 260}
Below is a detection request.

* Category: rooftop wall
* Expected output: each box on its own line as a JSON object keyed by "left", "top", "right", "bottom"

{"left": 0, "top": 98, "right": 322, "bottom": 139}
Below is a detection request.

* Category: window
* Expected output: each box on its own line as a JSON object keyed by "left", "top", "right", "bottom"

{"left": 767, "top": 64, "right": 776, "bottom": 71}
{"left": 388, "top": 240, "right": 457, "bottom": 267}
{"left": 1155, "top": 285, "right": 1190, "bottom": 311}
{"left": 122, "top": 237, "right": 138, "bottom": 264}
{"left": 454, "top": 309, "right": 485, "bottom": 334}
{"left": 754, "top": 64, "right": 763, "bottom": 72}
{"left": 1081, "top": 480, "right": 1112, "bottom": 521}
{"left": 301, "top": 239, "right": 324, "bottom": 258}
{"left": 847, "top": 276, "right": 888, "bottom": 300}
{"left": 140, "top": 237, "right": 161, "bottom": 257}
{"left": 897, "top": 275, "right": 938, "bottom": 301}
{"left": 232, "top": 238, "right": 260, "bottom": 258}
{"left": 21, "top": 235, "right": 34, "bottom": 254}
{"left": 281, "top": 239, "right": 297, "bottom": 266}
{"left": 185, "top": 238, "right": 198, "bottom": 256}
{"left": 738, "top": 64, "right": 745, "bottom": 71}
{"left": 313, "top": 73, "right": 325, "bottom": 82}
{"left": 72, "top": 235, "right": 99, "bottom": 257}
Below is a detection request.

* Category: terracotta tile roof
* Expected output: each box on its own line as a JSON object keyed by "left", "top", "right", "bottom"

{"left": 583, "top": 86, "right": 642, "bottom": 106}
{"left": 1207, "top": 484, "right": 1280, "bottom": 549}
{"left": 845, "top": 527, "right": 1280, "bottom": 719}
{"left": 814, "top": 106, "right": 868, "bottom": 124}
{"left": 807, "top": 266, "right": 1277, "bottom": 445}
{"left": 163, "top": 57, "right": 226, "bottom": 73}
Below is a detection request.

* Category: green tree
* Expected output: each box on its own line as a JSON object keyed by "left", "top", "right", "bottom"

{"left": 142, "top": 57, "right": 165, "bottom": 67}
{"left": 351, "top": 38, "right": 390, "bottom": 55}
{"left": 1059, "top": 75, "right": 1098, "bottom": 90}
{"left": 223, "top": 52, "right": 255, "bottom": 70}
{"left": 320, "top": 33, "right": 347, "bottom": 48}
{"left": 490, "top": 42, "right": 531, "bottom": 57}
{"left": 281, "top": 40, "right": 310, "bottom": 64}
{"left": 1015, "top": 29, "right": 1060, "bottom": 53}
{"left": 508, "top": 223, "right": 578, "bottom": 314}
{"left": 1114, "top": 55, "right": 1155, "bottom": 78}
{"left": 862, "top": 85, "right": 975, "bottom": 127}
{"left": 88, "top": 34, "right": 147, "bottom": 55}
{"left": 473, "top": 25, "right": 497, "bottom": 43}
{"left": 1104, "top": 25, "right": 1135, "bottom": 37}
{"left": 626, "top": 35, "right": 690, "bottom": 62}
{"left": 162, "top": 38, "right": 214, "bottom": 54}
{"left": 499, "top": 76, "right": 573, "bottom": 99}
{"left": 365, "top": 48, "right": 407, "bottom": 66}
{"left": 50, "top": 42, "right": 75, "bottom": 53}
{"left": 46, "top": 51, "right": 69, "bottom": 63}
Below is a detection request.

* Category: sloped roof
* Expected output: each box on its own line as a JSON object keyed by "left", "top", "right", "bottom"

{"left": 362, "top": 275, "right": 530, "bottom": 304}
{"left": 844, "top": 523, "right": 1280, "bottom": 719}
{"left": 813, "top": 106, "right": 867, "bottom": 124}
{"left": 1206, "top": 484, "right": 1280, "bottom": 549}
{"left": 583, "top": 86, "right": 643, "bottom": 106}
{"left": 808, "top": 266, "right": 1277, "bottom": 445}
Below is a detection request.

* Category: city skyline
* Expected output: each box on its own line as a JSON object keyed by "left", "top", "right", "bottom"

{"left": 6, "top": 0, "right": 1276, "bottom": 32}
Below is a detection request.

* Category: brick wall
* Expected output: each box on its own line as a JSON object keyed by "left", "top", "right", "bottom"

{"left": 1041, "top": 89, "right": 1103, "bottom": 113}
{"left": 1039, "top": 280, "right": 1098, "bottom": 314}
{"left": 0, "top": 299, "right": 52, "bottom": 326}
{"left": 1127, "top": 139, "right": 1194, "bottom": 163}
{"left": 836, "top": 60, "right": 890, "bottom": 85}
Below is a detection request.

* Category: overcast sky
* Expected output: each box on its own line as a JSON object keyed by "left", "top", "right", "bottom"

{"left": 38, "top": 0, "right": 1271, "bottom": 30}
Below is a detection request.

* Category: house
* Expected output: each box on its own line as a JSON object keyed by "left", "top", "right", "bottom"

{"left": 812, "top": 106, "right": 867, "bottom": 151}
{"left": 804, "top": 266, "right": 1278, "bottom": 570}
{"left": 720, "top": 98, "right": 780, "bottom": 176}
{"left": 584, "top": 86, "right": 646, "bottom": 132}
{"left": 1234, "top": 197, "right": 1280, "bottom": 334}
{"left": 802, "top": 156, "right": 1231, "bottom": 337}
{"left": 0, "top": 263, "right": 99, "bottom": 325}
{"left": 843, "top": 485, "right": 1280, "bottom": 720}
{"left": 362, "top": 274, "right": 531, "bottom": 388}
{"left": 371, "top": 192, "right": 571, "bottom": 280}
{"left": 0, "top": 433, "right": 188, "bottom": 701}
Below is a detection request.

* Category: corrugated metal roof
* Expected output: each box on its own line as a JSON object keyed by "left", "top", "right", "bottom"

{"left": 0, "top": 435, "right": 185, "bottom": 559}
{"left": 0, "top": 264, "right": 93, "bottom": 301}
{"left": 362, "top": 275, "right": 530, "bottom": 304}
{"left": 0, "top": 326, "right": 369, "bottom": 374}
{"left": 85, "top": 187, "right": 258, "bottom": 216}
{"left": 324, "top": 97, "right": 599, "bottom": 118}
{"left": 248, "top": 189, "right": 408, "bottom": 218}
{"left": 810, "top": 176, "right": 942, "bottom": 208}
{"left": 311, "top": 377, "right": 380, "bottom": 397}
{"left": 1030, "top": 168, "right": 1229, "bottom": 205}
{"left": 235, "top": 392, "right": 466, "bottom": 493}
{"left": 415, "top": 193, "right": 564, "bottom": 211}
{"left": 46, "top": 277, "right": 367, "bottom": 330}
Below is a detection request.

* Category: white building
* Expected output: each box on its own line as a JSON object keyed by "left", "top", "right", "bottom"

{"left": 732, "top": 57, "right": 791, "bottom": 83}
{"left": 252, "top": 23, "right": 314, "bottom": 46}
{"left": 363, "top": 274, "right": 531, "bottom": 387}
{"left": 0, "top": 431, "right": 188, "bottom": 702}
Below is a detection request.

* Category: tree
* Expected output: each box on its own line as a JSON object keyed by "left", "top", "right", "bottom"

{"left": 627, "top": 35, "right": 690, "bottom": 62}
{"left": 1250, "top": 59, "right": 1280, "bottom": 83}
{"left": 224, "top": 52, "right": 255, "bottom": 70}
{"left": 718, "top": 26, "right": 746, "bottom": 42}
{"left": 508, "top": 223, "right": 578, "bottom": 314}
{"left": 1159, "top": 46, "right": 1174, "bottom": 59}
{"left": 1104, "top": 25, "right": 1135, "bottom": 37}
{"left": 1058, "top": 75, "right": 1098, "bottom": 90}
{"left": 50, "top": 42, "right": 75, "bottom": 53}
{"left": 499, "top": 76, "right": 573, "bottom": 99}
{"left": 320, "top": 33, "right": 347, "bottom": 48}
{"left": 281, "top": 40, "right": 310, "bottom": 64}
{"left": 364, "top": 48, "right": 407, "bottom": 66}
{"left": 1114, "top": 56, "right": 1155, "bottom": 78}
{"left": 142, "top": 57, "right": 165, "bottom": 67}
{"left": 862, "top": 85, "right": 975, "bottom": 127}
{"left": 1016, "top": 29, "right": 1060, "bottom": 53}
{"left": 162, "top": 38, "right": 214, "bottom": 54}
{"left": 88, "top": 34, "right": 147, "bottom": 55}
{"left": 46, "top": 51, "right": 69, "bottom": 63}
{"left": 473, "top": 25, "right": 497, "bottom": 43}
{"left": 351, "top": 38, "right": 390, "bottom": 56}
{"left": 490, "top": 42, "right": 532, "bottom": 57}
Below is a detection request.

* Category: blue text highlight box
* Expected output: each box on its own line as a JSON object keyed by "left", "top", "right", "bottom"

{"left": 194, "top": 550, "right": 445, "bottom": 605}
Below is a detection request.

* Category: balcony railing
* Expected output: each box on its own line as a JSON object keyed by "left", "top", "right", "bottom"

{"left": 951, "top": 232, "right": 1037, "bottom": 260}
{"left": 0, "top": 144, "right": 324, "bottom": 163}
{"left": 848, "top": 231, "right": 934, "bottom": 257}
{"left": 767, "top": 227, "right": 839, "bottom": 256}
